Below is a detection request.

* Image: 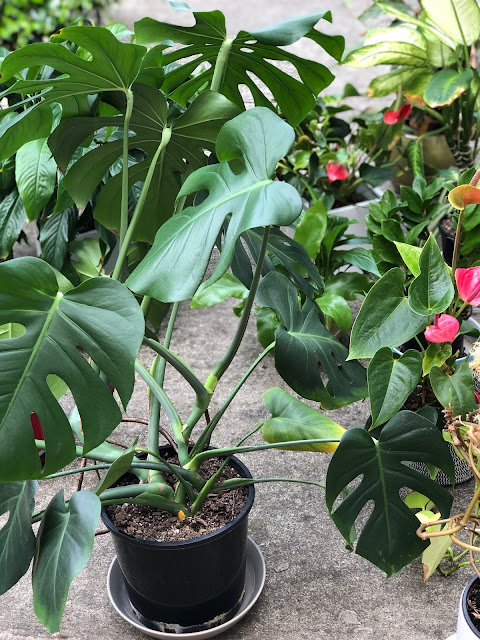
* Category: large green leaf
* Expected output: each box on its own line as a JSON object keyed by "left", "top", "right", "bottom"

{"left": 32, "top": 490, "right": 101, "bottom": 633}
{"left": 0, "top": 27, "right": 147, "bottom": 154}
{"left": 262, "top": 387, "right": 345, "bottom": 452}
{"left": 326, "top": 411, "right": 454, "bottom": 576}
{"left": 316, "top": 293, "right": 353, "bottom": 333}
{"left": 191, "top": 273, "right": 248, "bottom": 308}
{"left": 0, "top": 480, "right": 37, "bottom": 594}
{"left": 430, "top": 361, "right": 476, "bottom": 416}
{"left": 408, "top": 235, "right": 454, "bottom": 316}
{"left": 256, "top": 271, "right": 367, "bottom": 410}
{"left": 40, "top": 208, "right": 78, "bottom": 271}
{"left": 49, "top": 86, "right": 240, "bottom": 242}
{"left": 15, "top": 138, "right": 57, "bottom": 221}
{"left": 126, "top": 108, "right": 302, "bottom": 302}
{"left": 0, "top": 188, "right": 27, "bottom": 258}
{"left": 421, "top": 0, "right": 480, "bottom": 46}
{"left": 293, "top": 199, "right": 328, "bottom": 259}
{"left": 424, "top": 69, "right": 473, "bottom": 108}
{"left": 349, "top": 268, "right": 428, "bottom": 359}
{"left": 0, "top": 257, "right": 145, "bottom": 481}
{"left": 135, "top": 11, "right": 343, "bottom": 126}
{"left": 368, "top": 348, "right": 423, "bottom": 428}
{"left": 367, "top": 67, "right": 429, "bottom": 97}
{"left": 343, "top": 41, "right": 429, "bottom": 68}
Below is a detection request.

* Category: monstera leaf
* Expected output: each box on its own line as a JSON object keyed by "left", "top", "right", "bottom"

{"left": 326, "top": 411, "right": 454, "bottom": 576}
{"left": 0, "top": 257, "right": 144, "bottom": 481}
{"left": 0, "top": 27, "right": 148, "bottom": 156}
{"left": 48, "top": 86, "right": 240, "bottom": 241}
{"left": 256, "top": 271, "right": 367, "bottom": 410}
{"left": 0, "top": 480, "right": 37, "bottom": 594}
{"left": 135, "top": 11, "right": 344, "bottom": 125}
{"left": 127, "top": 108, "right": 302, "bottom": 301}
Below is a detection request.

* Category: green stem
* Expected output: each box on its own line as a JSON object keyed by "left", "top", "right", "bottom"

{"left": 141, "top": 295, "right": 152, "bottom": 317}
{"left": 211, "top": 477, "right": 326, "bottom": 492}
{"left": 113, "top": 127, "right": 172, "bottom": 281}
{"left": 449, "top": 207, "right": 465, "bottom": 316}
{"left": 119, "top": 88, "right": 134, "bottom": 252}
{"left": 210, "top": 39, "right": 233, "bottom": 93}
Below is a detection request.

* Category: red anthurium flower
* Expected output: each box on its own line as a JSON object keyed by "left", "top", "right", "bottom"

{"left": 326, "top": 161, "right": 349, "bottom": 182}
{"left": 425, "top": 314, "right": 460, "bottom": 343}
{"left": 31, "top": 413, "right": 45, "bottom": 462}
{"left": 383, "top": 103, "right": 411, "bottom": 125}
{"left": 456, "top": 267, "right": 480, "bottom": 305}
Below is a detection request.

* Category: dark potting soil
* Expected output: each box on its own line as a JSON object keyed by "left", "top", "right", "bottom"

{"left": 106, "top": 457, "right": 248, "bottom": 543}
{"left": 467, "top": 581, "right": 480, "bottom": 634}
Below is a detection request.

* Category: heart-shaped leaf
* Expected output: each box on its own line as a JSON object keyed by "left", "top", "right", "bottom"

{"left": 408, "top": 235, "right": 454, "bottom": 316}
{"left": 32, "top": 490, "right": 101, "bottom": 633}
{"left": 326, "top": 411, "right": 454, "bottom": 576}
{"left": 394, "top": 241, "right": 422, "bottom": 276}
{"left": 256, "top": 271, "right": 367, "bottom": 409}
{"left": 0, "top": 257, "right": 145, "bottom": 481}
{"left": 262, "top": 387, "right": 345, "bottom": 452}
{"left": 423, "top": 343, "right": 452, "bottom": 375}
{"left": 368, "top": 348, "right": 423, "bottom": 428}
{"left": 135, "top": 11, "right": 343, "bottom": 126}
{"left": 0, "top": 480, "right": 37, "bottom": 594}
{"left": 430, "top": 360, "right": 476, "bottom": 416}
{"left": 349, "top": 268, "right": 427, "bottom": 359}
{"left": 126, "top": 108, "right": 302, "bottom": 302}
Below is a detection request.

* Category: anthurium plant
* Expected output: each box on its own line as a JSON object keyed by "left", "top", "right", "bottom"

{"left": 0, "top": 12, "right": 379, "bottom": 632}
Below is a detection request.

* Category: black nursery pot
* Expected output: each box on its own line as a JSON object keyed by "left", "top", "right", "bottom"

{"left": 439, "top": 215, "right": 455, "bottom": 266}
{"left": 101, "top": 450, "right": 255, "bottom": 633}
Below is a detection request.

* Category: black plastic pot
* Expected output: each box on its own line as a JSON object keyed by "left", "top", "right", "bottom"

{"left": 101, "top": 450, "right": 255, "bottom": 633}
{"left": 439, "top": 215, "right": 455, "bottom": 266}
{"left": 457, "top": 576, "right": 480, "bottom": 638}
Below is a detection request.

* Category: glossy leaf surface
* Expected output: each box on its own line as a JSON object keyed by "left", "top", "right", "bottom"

{"left": 430, "top": 361, "right": 476, "bottom": 416}
{"left": 424, "top": 69, "right": 473, "bottom": 108}
{"left": 15, "top": 138, "right": 57, "bottom": 221}
{"left": 408, "top": 235, "right": 454, "bottom": 316}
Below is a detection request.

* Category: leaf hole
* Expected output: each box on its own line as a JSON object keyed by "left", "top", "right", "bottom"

{"left": 240, "top": 48, "right": 254, "bottom": 54}
{"left": 227, "top": 157, "right": 245, "bottom": 176}
{"left": 0, "top": 322, "right": 26, "bottom": 339}
{"left": 244, "top": 40, "right": 257, "bottom": 45}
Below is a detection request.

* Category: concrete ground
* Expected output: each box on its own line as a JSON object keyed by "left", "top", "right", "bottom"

{"left": 2, "top": 1, "right": 469, "bottom": 639}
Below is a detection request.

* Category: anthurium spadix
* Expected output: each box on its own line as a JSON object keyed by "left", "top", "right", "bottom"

{"left": 126, "top": 108, "right": 303, "bottom": 302}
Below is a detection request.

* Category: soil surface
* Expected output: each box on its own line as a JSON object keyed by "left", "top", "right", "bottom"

{"left": 467, "top": 581, "right": 480, "bottom": 634}
{"left": 106, "top": 457, "right": 249, "bottom": 543}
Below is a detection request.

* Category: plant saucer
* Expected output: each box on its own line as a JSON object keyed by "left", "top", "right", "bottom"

{"left": 107, "top": 536, "right": 266, "bottom": 639}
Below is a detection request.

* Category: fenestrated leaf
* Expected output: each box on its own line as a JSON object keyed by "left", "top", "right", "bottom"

{"left": 421, "top": 0, "right": 480, "bottom": 46}
{"left": 0, "top": 257, "right": 145, "bottom": 481}
{"left": 0, "top": 188, "right": 27, "bottom": 258}
{"left": 343, "top": 41, "right": 429, "bottom": 68}
{"left": 430, "top": 361, "right": 475, "bottom": 416}
{"left": 50, "top": 87, "right": 240, "bottom": 242}
{"left": 408, "top": 235, "right": 454, "bottom": 316}
{"left": 32, "top": 490, "right": 101, "bottom": 633}
{"left": 349, "top": 268, "right": 427, "bottom": 359}
{"left": 15, "top": 138, "right": 57, "bottom": 221}
{"left": 0, "top": 481, "right": 37, "bottom": 594}
{"left": 368, "top": 348, "right": 423, "bottom": 428}
{"left": 256, "top": 271, "right": 367, "bottom": 410}
{"left": 293, "top": 199, "right": 327, "bottom": 259}
{"left": 262, "top": 387, "right": 345, "bottom": 452}
{"left": 424, "top": 69, "right": 473, "bottom": 108}
{"left": 126, "top": 108, "right": 302, "bottom": 302}
{"left": 191, "top": 273, "right": 248, "bottom": 308}
{"left": 135, "top": 11, "right": 343, "bottom": 126}
{"left": 326, "top": 411, "right": 454, "bottom": 576}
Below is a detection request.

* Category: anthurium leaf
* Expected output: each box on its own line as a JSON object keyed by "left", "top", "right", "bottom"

{"left": 262, "top": 387, "right": 345, "bottom": 452}
{"left": 0, "top": 257, "right": 145, "bottom": 481}
{"left": 408, "top": 235, "right": 454, "bottom": 315}
{"left": 0, "top": 480, "right": 37, "bottom": 594}
{"left": 424, "top": 69, "right": 473, "bottom": 108}
{"left": 40, "top": 208, "right": 78, "bottom": 271}
{"left": 368, "top": 348, "right": 422, "bottom": 428}
{"left": 394, "top": 241, "right": 422, "bottom": 276}
{"left": 95, "top": 440, "right": 138, "bottom": 495}
{"left": 256, "top": 271, "right": 367, "bottom": 409}
{"left": 422, "top": 343, "right": 452, "bottom": 376}
{"left": 126, "top": 108, "right": 302, "bottom": 302}
{"left": 32, "top": 490, "right": 101, "bottom": 633}
{"left": 191, "top": 273, "right": 248, "bottom": 308}
{"left": 421, "top": 0, "right": 480, "bottom": 46}
{"left": 53, "top": 87, "right": 240, "bottom": 242}
{"left": 349, "top": 268, "right": 427, "bottom": 359}
{"left": 316, "top": 293, "right": 353, "bottom": 333}
{"left": 343, "top": 41, "right": 429, "bottom": 68}
{"left": 135, "top": 11, "right": 342, "bottom": 126}
{"left": 15, "top": 138, "right": 57, "bottom": 221}
{"left": 430, "top": 361, "right": 475, "bottom": 416}
{"left": 0, "top": 188, "right": 27, "bottom": 258}
{"left": 293, "top": 199, "right": 328, "bottom": 259}
{"left": 326, "top": 411, "right": 454, "bottom": 576}
{"left": 335, "top": 247, "right": 380, "bottom": 276}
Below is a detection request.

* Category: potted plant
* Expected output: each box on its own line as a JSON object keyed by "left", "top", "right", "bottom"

{"left": 0, "top": 11, "right": 372, "bottom": 634}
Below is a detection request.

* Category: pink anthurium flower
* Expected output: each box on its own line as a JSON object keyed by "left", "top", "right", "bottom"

{"left": 456, "top": 267, "right": 480, "bottom": 306}
{"left": 326, "top": 161, "right": 349, "bottom": 182}
{"left": 424, "top": 314, "right": 459, "bottom": 343}
{"left": 383, "top": 103, "right": 411, "bottom": 125}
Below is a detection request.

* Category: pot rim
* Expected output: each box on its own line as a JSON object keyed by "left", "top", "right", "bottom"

{"left": 101, "top": 451, "right": 255, "bottom": 550}
{"left": 461, "top": 575, "right": 480, "bottom": 638}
